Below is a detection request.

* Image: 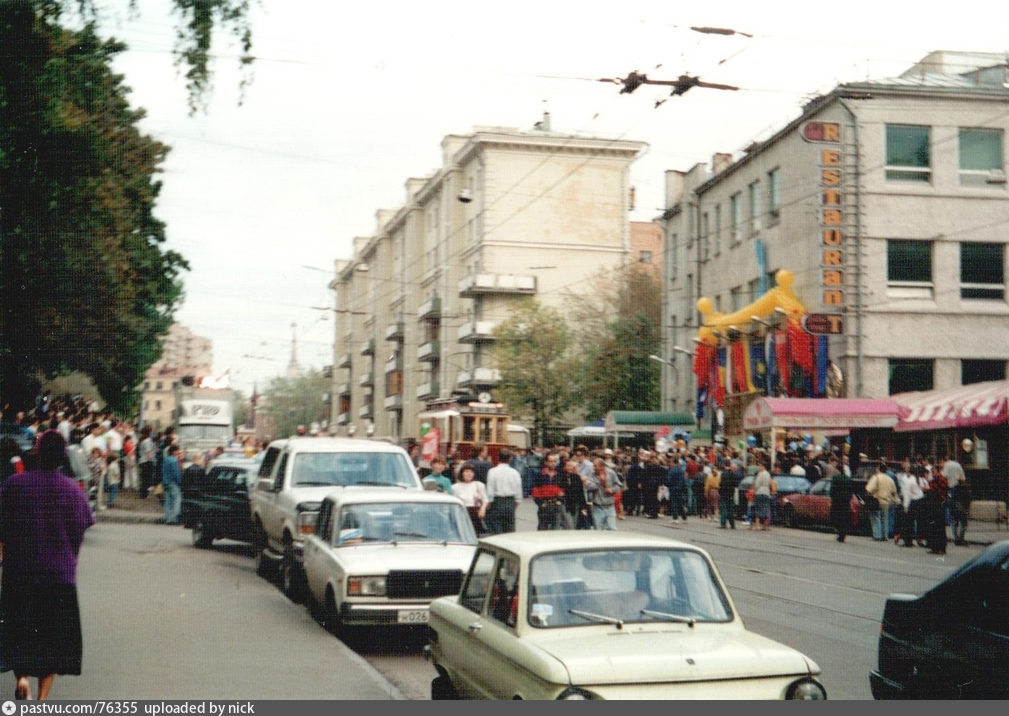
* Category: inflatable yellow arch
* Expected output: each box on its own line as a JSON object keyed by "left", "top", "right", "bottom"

{"left": 696, "top": 269, "right": 806, "bottom": 345}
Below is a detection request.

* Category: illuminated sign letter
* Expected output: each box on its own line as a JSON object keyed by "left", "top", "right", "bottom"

{"left": 822, "top": 229, "right": 843, "bottom": 246}
{"left": 823, "top": 289, "right": 845, "bottom": 306}
{"left": 821, "top": 209, "right": 842, "bottom": 226}
{"left": 821, "top": 169, "right": 841, "bottom": 186}
{"left": 822, "top": 250, "right": 843, "bottom": 266}
{"left": 823, "top": 269, "right": 844, "bottom": 286}
{"left": 821, "top": 150, "right": 841, "bottom": 166}
{"left": 821, "top": 189, "right": 843, "bottom": 206}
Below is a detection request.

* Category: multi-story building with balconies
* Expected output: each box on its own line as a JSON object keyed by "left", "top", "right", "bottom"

{"left": 658, "top": 52, "right": 1009, "bottom": 422}
{"left": 329, "top": 121, "right": 646, "bottom": 442}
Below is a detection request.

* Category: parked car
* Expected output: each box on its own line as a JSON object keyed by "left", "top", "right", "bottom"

{"left": 302, "top": 489, "right": 477, "bottom": 630}
{"left": 870, "top": 540, "right": 1008, "bottom": 699}
{"left": 778, "top": 476, "right": 869, "bottom": 534}
{"left": 426, "top": 531, "right": 826, "bottom": 700}
{"left": 181, "top": 461, "right": 258, "bottom": 548}
{"left": 734, "top": 474, "right": 812, "bottom": 523}
{"left": 250, "top": 437, "right": 423, "bottom": 600}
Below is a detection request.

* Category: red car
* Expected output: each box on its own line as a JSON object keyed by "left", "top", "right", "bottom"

{"left": 779, "top": 477, "right": 869, "bottom": 534}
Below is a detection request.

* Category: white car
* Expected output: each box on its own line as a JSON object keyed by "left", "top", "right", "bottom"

{"left": 426, "top": 531, "right": 826, "bottom": 700}
{"left": 302, "top": 488, "right": 477, "bottom": 629}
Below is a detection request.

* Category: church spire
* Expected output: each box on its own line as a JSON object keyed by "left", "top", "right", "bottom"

{"left": 286, "top": 322, "right": 302, "bottom": 378}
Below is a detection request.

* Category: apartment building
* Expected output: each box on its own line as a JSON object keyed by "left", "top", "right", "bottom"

{"left": 659, "top": 51, "right": 1009, "bottom": 417}
{"left": 330, "top": 123, "right": 646, "bottom": 442}
{"left": 139, "top": 323, "right": 214, "bottom": 429}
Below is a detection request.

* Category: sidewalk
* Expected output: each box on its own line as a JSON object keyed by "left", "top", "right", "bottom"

{"left": 94, "top": 488, "right": 166, "bottom": 523}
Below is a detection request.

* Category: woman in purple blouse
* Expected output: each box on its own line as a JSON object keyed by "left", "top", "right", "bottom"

{"left": 0, "top": 430, "right": 94, "bottom": 700}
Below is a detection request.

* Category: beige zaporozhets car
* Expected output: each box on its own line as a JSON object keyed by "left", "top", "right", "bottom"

{"left": 426, "top": 531, "right": 827, "bottom": 700}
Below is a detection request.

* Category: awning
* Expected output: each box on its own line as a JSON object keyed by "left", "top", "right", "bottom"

{"left": 604, "top": 411, "right": 696, "bottom": 433}
{"left": 892, "top": 379, "right": 1008, "bottom": 432}
{"left": 743, "top": 398, "right": 899, "bottom": 431}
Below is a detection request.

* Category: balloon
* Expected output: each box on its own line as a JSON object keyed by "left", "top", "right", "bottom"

{"left": 419, "top": 422, "right": 430, "bottom": 437}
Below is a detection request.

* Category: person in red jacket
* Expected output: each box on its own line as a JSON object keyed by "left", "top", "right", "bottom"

{"left": 531, "top": 452, "right": 566, "bottom": 530}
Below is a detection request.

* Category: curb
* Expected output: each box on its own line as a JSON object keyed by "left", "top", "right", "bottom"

{"left": 95, "top": 509, "right": 166, "bottom": 524}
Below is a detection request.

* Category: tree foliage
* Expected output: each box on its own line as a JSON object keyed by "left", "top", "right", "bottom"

{"left": 259, "top": 370, "right": 330, "bottom": 439}
{"left": 491, "top": 298, "right": 578, "bottom": 446}
{"left": 0, "top": 4, "right": 188, "bottom": 412}
{"left": 564, "top": 263, "right": 662, "bottom": 419}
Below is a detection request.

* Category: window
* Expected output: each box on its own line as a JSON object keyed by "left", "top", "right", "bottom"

{"left": 729, "top": 286, "right": 742, "bottom": 311}
{"left": 639, "top": 250, "right": 652, "bottom": 263}
{"left": 959, "top": 128, "right": 1003, "bottom": 185}
{"left": 748, "top": 180, "right": 761, "bottom": 235}
{"left": 747, "top": 277, "right": 761, "bottom": 302}
{"left": 961, "top": 242, "right": 1004, "bottom": 299}
{"left": 730, "top": 193, "right": 742, "bottom": 243}
{"left": 155, "top": 382, "right": 162, "bottom": 391}
{"left": 669, "top": 233, "right": 678, "bottom": 280}
{"left": 461, "top": 550, "right": 497, "bottom": 614}
{"left": 962, "top": 359, "right": 1006, "bottom": 385}
{"left": 154, "top": 400, "right": 161, "bottom": 410}
{"left": 713, "top": 205, "right": 721, "bottom": 256}
{"left": 487, "top": 556, "right": 520, "bottom": 627}
{"left": 701, "top": 212, "right": 710, "bottom": 260}
{"left": 887, "top": 240, "right": 932, "bottom": 283}
{"left": 888, "top": 359, "right": 934, "bottom": 394}
{"left": 768, "top": 167, "right": 782, "bottom": 216}
{"left": 886, "top": 125, "right": 931, "bottom": 182}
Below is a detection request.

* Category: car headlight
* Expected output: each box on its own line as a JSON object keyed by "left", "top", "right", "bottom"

{"left": 557, "top": 688, "right": 593, "bottom": 700}
{"left": 787, "top": 679, "right": 827, "bottom": 700}
{"left": 347, "top": 576, "right": 387, "bottom": 596}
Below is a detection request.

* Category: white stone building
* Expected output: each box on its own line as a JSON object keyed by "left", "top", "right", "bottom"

{"left": 329, "top": 122, "right": 646, "bottom": 442}
{"left": 658, "top": 52, "right": 1009, "bottom": 419}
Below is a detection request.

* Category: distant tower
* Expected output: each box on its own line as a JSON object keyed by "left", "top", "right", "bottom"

{"left": 286, "top": 322, "right": 302, "bottom": 378}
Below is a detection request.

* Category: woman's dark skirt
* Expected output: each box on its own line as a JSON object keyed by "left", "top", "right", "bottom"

{"left": 1, "top": 576, "right": 83, "bottom": 676}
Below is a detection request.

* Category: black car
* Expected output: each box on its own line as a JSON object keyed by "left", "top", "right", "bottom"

{"left": 181, "top": 462, "right": 257, "bottom": 548}
{"left": 870, "top": 540, "right": 1008, "bottom": 699}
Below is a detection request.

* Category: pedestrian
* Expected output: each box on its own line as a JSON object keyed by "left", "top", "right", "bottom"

{"left": 0, "top": 430, "right": 94, "bottom": 700}
{"left": 894, "top": 459, "right": 922, "bottom": 547}
{"left": 751, "top": 460, "right": 773, "bottom": 531}
{"left": 829, "top": 467, "right": 852, "bottom": 542}
{"left": 1, "top": 437, "right": 24, "bottom": 488}
{"left": 562, "top": 456, "right": 592, "bottom": 529}
{"left": 704, "top": 463, "right": 721, "bottom": 521}
{"left": 137, "top": 426, "right": 155, "bottom": 498}
{"left": 87, "top": 446, "right": 106, "bottom": 509}
{"left": 719, "top": 460, "right": 741, "bottom": 529}
{"left": 667, "top": 457, "right": 689, "bottom": 522}
{"left": 161, "top": 444, "right": 183, "bottom": 525}
{"left": 865, "top": 461, "right": 898, "bottom": 541}
{"left": 624, "top": 450, "right": 646, "bottom": 516}
{"left": 949, "top": 473, "right": 971, "bottom": 546}
{"left": 104, "top": 453, "right": 121, "bottom": 508}
{"left": 483, "top": 448, "right": 522, "bottom": 535}
{"left": 643, "top": 452, "right": 666, "bottom": 519}
{"left": 924, "top": 467, "right": 948, "bottom": 555}
{"left": 422, "top": 456, "right": 453, "bottom": 493}
{"left": 121, "top": 432, "right": 138, "bottom": 491}
{"left": 531, "top": 452, "right": 566, "bottom": 530}
{"left": 584, "top": 457, "right": 621, "bottom": 530}
{"left": 452, "top": 462, "right": 487, "bottom": 536}
{"left": 470, "top": 442, "right": 492, "bottom": 484}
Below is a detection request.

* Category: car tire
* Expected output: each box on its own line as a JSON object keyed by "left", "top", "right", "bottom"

{"left": 431, "top": 674, "right": 457, "bottom": 700}
{"left": 281, "top": 539, "right": 304, "bottom": 603}
{"left": 783, "top": 505, "right": 795, "bottom": 529}
{"left": 324, "top": 588, "right": 343, "bottom": 636}
{"left": 192, "top": 520, "right": 213, "bottom": 548}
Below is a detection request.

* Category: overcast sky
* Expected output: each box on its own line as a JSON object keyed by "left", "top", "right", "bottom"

{"left": 83, "top": 0, "right": 1009, "bottom": 396}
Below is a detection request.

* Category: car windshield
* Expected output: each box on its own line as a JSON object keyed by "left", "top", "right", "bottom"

{"left": 177, "top": 424, "right": 232, "bottom": 441}
{"left": 290, "top": 452, "right": 417, "bottom": 488}
{"left": 528, "top": 548, "right": 733, "bottom": 628}
{"left": 335, "top": 502, "right": 476, "bottom": 545}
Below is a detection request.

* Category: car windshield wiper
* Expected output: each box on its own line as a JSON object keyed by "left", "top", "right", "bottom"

{"left": 568, "top": 609, "right": 624, "bottom": 629}
{"left": 350, "top": 481, "right": 409, "bottom": 487}
{"left": 295, "top": 481, "right": 334, "bottom": 486}
{"left": 640, "top": 609, "right": 696, "bottom": 628}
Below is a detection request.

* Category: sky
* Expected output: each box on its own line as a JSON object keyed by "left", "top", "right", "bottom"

{"left": 79, "top": 0, "right": 1009, "bottom": 396}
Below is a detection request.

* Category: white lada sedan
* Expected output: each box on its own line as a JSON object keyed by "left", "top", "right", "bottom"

{"left": 426, "top": 531, "right": 826, "bottom": 700}
{"left": 302, "top": 488, "right": 477, "bottom": 629}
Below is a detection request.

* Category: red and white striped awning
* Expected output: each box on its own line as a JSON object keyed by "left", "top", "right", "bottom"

{"left": 892, "top": 379, "right": 1008, "bottom": 432}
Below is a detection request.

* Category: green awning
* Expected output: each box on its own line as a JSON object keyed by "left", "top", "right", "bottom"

{"left": 604, "top": 411, "right": 696, "bottom": 433}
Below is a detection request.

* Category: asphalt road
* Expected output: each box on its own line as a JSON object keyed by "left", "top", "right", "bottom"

{"left": 1, "top": 508, "right": 989, "bottom": 701}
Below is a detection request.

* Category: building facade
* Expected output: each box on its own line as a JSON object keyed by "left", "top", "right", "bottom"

{"left": 139, "top": 323, "right": 214, "bottom": 429}
{"left": 330, "top": 123, "right": 646, "bottom": 443}
{"left": 659, "top": 52, "right": 1009, "bottom": 420}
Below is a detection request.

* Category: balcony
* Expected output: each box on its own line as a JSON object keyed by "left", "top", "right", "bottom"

{"left": 457, "top": 320, "right": 498, "bottom": 343}
{"left": 384, "top": 356, "right": 403, "bottom": 375}
{"left": 337, "top": 352, "right": 352, "bottom": 369}
{"left": 360, "top": 338, "right": 374, "bottom": 356}
{"left": 456, "top": 368, "right": 501, "bottom": 389}
{"left": 358, "top": 404, "right": 373, "bottom": 419}
{"left": 384, "top": 395, "right": 403, "bottom": 411}
{"left": 335, "top": 412, "right": 350, "bottom": 425}
{"left": 384, "top": 321, "right": 404, "bottom": 342}
{"left": 458, "top": 273, "right": 536, "bottom": 298}
{"left": 358, "top": 371, "right": 374, "bottom": 387}
{"left": 418, "top": 341, "right": 441, "bottom": 362}
{"left": 337, "top": 382, "right": 351, "bottom": 397}
{"left": 416, "top": 380, "right": 440, "bottom": 401}
{"left": 418, "top": 297, "right": 442, "bottom": 321}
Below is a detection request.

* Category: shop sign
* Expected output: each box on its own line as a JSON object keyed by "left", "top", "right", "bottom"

{"left": 803, "top": 313, "right": 845, "bottom": 335}
{"left": 803, "top": 120, "right": 846, "bottom": 316}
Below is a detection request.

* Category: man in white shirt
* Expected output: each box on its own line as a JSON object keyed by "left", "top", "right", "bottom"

{"left": 57, "top": 412, "right": 72, "bottom": 443}
{"left": 484, "top": 449, "right": 523, "bottom": 535}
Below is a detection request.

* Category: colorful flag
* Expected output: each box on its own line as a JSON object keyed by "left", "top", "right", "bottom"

{"left": 775, "top": 329, "right": 790, "bottom": 394}
{"left": 750, "top": 339, "right": 767, "bottom": 394}
{"left": 715, "top": 347, "right": 727, "bottom": 406}
{"left": 815, "top": 335, "right": 830, "bottom": 397}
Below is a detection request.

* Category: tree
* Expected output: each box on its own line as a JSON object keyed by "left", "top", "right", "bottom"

{"left": 0, "top": 6, "right": 188, "bottom": 412}
{"left": 259, "top": 370, "right": 329, "bottom": 439}
{"left": 491, "top": 298, "right": 578, "bottom": 446}
{"left": 564, "top": 263, "right": 662, "bottom": 418}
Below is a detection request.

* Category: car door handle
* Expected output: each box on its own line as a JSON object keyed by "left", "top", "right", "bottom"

{"left": 467, "top": 621, "right": 483, "bottom": 633}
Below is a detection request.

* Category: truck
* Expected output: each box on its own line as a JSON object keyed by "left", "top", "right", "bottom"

{"left": 173, "top": 385, "right": 235, "bottom": 454}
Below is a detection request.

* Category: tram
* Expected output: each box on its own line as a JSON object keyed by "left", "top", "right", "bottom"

{"left": 417, "top": 392, "right": 528, "bottom": 462}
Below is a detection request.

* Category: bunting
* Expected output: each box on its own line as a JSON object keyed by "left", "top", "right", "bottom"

{"left": 715, "top": 347, "right": 727, "bottom": 407}
{"left": 815, "top": 335, "right": 830, "bottom": 397}
{"left": 730, "top": 341, "right": 747, "bottom": 393}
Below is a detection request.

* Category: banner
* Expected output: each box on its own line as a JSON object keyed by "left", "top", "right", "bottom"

{"left": 421, "top": 426, "right": 440, "bottom": 462}
{"left": 750, "top": 339, "right": 767, "bottom": 394}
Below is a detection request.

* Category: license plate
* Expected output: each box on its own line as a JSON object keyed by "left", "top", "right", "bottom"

{"left": 397, "top": 609, "right": 429, "bottom": 624}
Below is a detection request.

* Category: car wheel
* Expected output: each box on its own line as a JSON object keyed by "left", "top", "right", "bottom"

{"left": 783, "top": 505, "right": 795, "bottom": 528}
{"left": 431, "top": 673, "right": 457, "bottom": 700}
{"left": 324, "top": 587, "right": 343, "bottom": 635}
{"left": 192, "top": 520, "right": 213, "bottom": 548}
{"left": 281, "top": 539, "right": 304, "bottom": 603}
